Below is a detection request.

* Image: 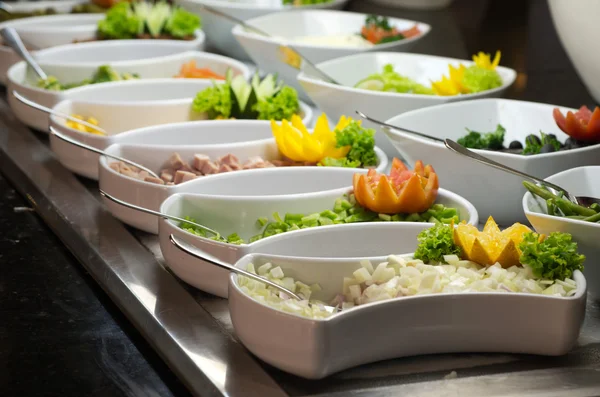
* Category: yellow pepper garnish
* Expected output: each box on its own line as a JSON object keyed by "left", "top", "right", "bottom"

{"left": 472, "top": 50, "right": 501, "bottom": 70}
{"left": 66, "top": 114, "right": 104, "bottom": 135}
{"left": 271, "top": 113, "right": 353, "bottom": 163}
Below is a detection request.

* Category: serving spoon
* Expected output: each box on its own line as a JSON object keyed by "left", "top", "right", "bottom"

{"left": 355, "top": 110, "right": 444, "bottom": 142}
{"left": 444, "top": 139, "right": 600, "bottom": 208}
{"left": 169, "top": 234, "right": 341, "bottom": 313}
{"left": 1, "top": 27, "right": 47, "bottom": 79}
{"left": 197, "top": 3, "right": 341, "bottom": 86}
{"left": 48, "top": 126, "right": 160, "bottom": 179}
{"left": 99, "top": 190, "right": 224, "bottom": 240}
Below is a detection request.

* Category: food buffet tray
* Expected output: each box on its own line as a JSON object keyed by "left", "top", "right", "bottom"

{"left": 2, "top": 90, "right": 600, "bottom": 397}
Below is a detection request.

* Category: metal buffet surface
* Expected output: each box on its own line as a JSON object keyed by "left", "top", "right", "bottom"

{"left": 2, "top": 1, "right": 600, "bottom": 396}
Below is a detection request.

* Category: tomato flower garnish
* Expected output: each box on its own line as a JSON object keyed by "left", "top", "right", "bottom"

{"left": 352, "top": 158, "right": 439, "bottom": 214}
{"left": 553, "top": 105, "right": 600, "bottom": 142}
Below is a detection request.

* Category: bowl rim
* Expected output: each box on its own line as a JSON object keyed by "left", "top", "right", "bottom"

{"left": 296, "top": 51, "right": 517, "bottom": 100}
{"left": 229, "top": 254, "right": 586, "bottom": 324}
{"left": 0, "top": 12, "right": 102, "bottom": 31}
{"left": 384, "top": 97, "right": 600, "bottom": 160}
{"left": 522, "top": 165, "right": 600, "bottom": 229}
{"left": 231, "top": 9, "right": 431, "bottom": 52}
{"left": 178, "top": 0, "right": 348, "bottom": 11}
{"left": 159, "top": 183, "right": 478, "bottom": 248}
{"left": 0, "top": 0, "right": 87, "bottom": 14}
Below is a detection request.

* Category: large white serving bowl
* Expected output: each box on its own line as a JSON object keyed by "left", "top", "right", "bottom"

{"left": 523, "top": 166, "right": 600, "bottom": 301}
{"left": 99, "top": 135, "right": 388, "bottom": 234}
{"left": 297, "top": 52, "right": 517, "bottom": 158}
{"left": 383, "top": 98, "right": 600, "bottom": 225}
{"left": 229, "top": 252, "right": 585, "bottom": 379}
{"left": 548, "top": 0, "right": 600, "bottom": 103}
{"left": 7, "top": 48, "right": 249, "bottom": 131}
{"left": 232, "top": 10, "right": 430, "bottom": 102}
{"left": 174, "top": 0, "right": 349, "bottom": 60}
{"left": 49, "top": 79, "right": 312, "bottom": 179}
{"left": 158, "top": 188, "right": 478, "bottom": 297}
{"left": 0, "top": 14, "right": 101, "bottom": 84}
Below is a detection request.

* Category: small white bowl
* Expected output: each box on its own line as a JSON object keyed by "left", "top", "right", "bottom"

{"left": 7, "top": 48, "right": 249, "bottom": 131}
{"left": 99, "top": 134, "right": 388, "bottom": 234}
{"left": 1, "top": 0, "right": 86, "bottom": 14}
{"left": 549, "top": 0, "right": 600, "bottom": 103}
{"left": 384, "top": 98, "right": 600, "bottom": 225}
{"left": 229, "top": 253, "right": 586, "bottom": 379}
{"left": 175, "top": 0, "right": 349, "bottom": 60}
{"left": 523, "top": 166, "right": 600, "bottom": 300}
{"left": 297, "top": 52, "right": 517, "bottom": 158}
{"left": 158, "top": 187, "right": 478, "bottom": 297}
{"left": 232, "top": 10, "right": 430, "bottom": 102}
{"left": 49, "top": 79, "right": 312, "bottom": 179}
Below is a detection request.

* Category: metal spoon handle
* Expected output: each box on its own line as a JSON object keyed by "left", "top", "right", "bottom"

{"left": 48, "top": 126, "right": 160, "bottom": 179}
{"left": 13, "top": 90, "right": 108, "bottom": 135}
{"left": 169, "top": 234, "right": 304, "bottom": 301}
{"left": 1, "top": 27, "right": 47, "bottom": 80}
{"left": 99, "top": 190, "right": 222, "bottom": 238}
{"left": 355, "top": 110, "right": 445, "bottom": 142}
{"left": 444, "top": 139, "right": 572, "bottom": 197}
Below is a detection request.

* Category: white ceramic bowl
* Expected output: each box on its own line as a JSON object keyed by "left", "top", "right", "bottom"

{"left": 1, "top": 0, "right": 86, "bottom": 14}
{"left": 158, "top": 187, "right": 478, "bottom": 297}
{"left": 523, "top": 166, "right": 600, "bottom": 300}
{"left": 8, "top": 48, "right": 249, "bottom": 131}
{"left": 549, "top": 0, "right": 600, "bottom": 103}
{"left": 100, "top": 134, "right": 388, "bottom": 233}
{"left": 384, "top": 98, "right": 600, "bottom": 225}
{"left": 367, "top": 0, "right": 453, "bottom": 9}
{"left": 232, "top": 10, "right": 430, "bottom": 102}
{"left": 0, "top": 14, "right": 205, "bottom": 84}
{"left": 297, "top": 52, "right": 517, "bottom": 158}
{"left": 174, "top": 0, "right": 349, "bottom": 60}
{"left": 229, "top": 253, "right": 586, "bottom": 379}
{"left": 49, "top": 79, "right": 312, "bottom": 179}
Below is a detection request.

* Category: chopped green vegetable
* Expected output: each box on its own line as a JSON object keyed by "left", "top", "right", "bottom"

{"left": 332, "top": 121, "right": 378, "bottom": 167}
{"left": 97, "top": 2, "right": 140, "bottom": 40}
{"left": 519, "top": 231, "right": 585, "bottom": 280}
{"left": 36, "top": 65, "right": 139, "bottom": 91}
{"left": 192, "top": 82, "right": 233, "bottom": 119}
{"left": 319, "top": 157, "right": 361, "bottom": 168}
{"left": 461, "top": 65, "right": 503, "bottom": 93}
{"left": 364, "top": 15, "right": 394, "bottom": 31}
{"left": 413, "top": 224, "right": 462, "bottom": 264}
{"left": 354, "top": 64, "right": 435, "bottom": 95}
{"left": 254, "top": 86, "right": 299, "bottom": 121}
{"left": 457, "top": 124, "right": 505, "bottom": 150}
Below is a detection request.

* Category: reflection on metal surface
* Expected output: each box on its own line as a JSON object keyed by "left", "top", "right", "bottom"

{"left": 130, "top": 283, "right": 157, "bottom": 314}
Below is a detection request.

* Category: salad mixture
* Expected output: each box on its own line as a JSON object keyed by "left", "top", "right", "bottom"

{"left": 360, "top": 15, "right": 421, "bottom": 45}
{"left": 524, "top": 181, "right": 600, "bottom": 223}
{"left": 180, "top": 159, "right": 459, "bottom": 244}
{"left": 355, "top": 51, "right": 503, "bottom": 96}
{"left": 193, "top": 72, "right": 301, "bottom": 121}
{"left": 36, "top": 65, "right": 138, "bottom": 91}
{"left": 237, "top": 217, "right": 584, "bottom": 319}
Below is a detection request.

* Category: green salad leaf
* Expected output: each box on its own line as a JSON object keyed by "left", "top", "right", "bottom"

{"left": 253, "top": 86, "right": 299, "bottom": 121}
{"left": 462, "top": 65, "right": 503, "bottom": 93}
{"left": 413, "top": 224, "right": 462, "bottom": 264}
{"left": 519, "top": 231, "right": 585, "bottom": 280}
{"left": 457, "top": 124, "right": 505, "bottom": 150}
{"left": 97, "top": 2, "right": 139, "bottom": 40}
{"left": 192, "top": 82, "right": 233, "bottom": 119}
{"left": 333, "top": 121, "right": 378, "bottom": 167}
{"left": 354, "top": 64, "right": 435, "bottom": 95}
{"left": 164, "top": 7, "right": 201, "bottom": 38}
{"left": 319, "top": 157, "right": 361, "bottom": 168}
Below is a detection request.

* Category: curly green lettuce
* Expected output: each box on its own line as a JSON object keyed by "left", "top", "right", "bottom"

{"left": 254, "top": 86, "right": 299, "bottom": 121}
{"left": 462, "top": 66, "right": 503, "bottom": 93}
{"left": 457, "top": 124, "right": 505, "bottom": 150}
{"left": 335, "top": 121, "right": 378, "bottom": 167}
{"left": 519, "top": 231, "right": 585, "bottom": 280}
{"left": 319, "top": 157, "right": 361, "bottom": 168}
{"left": 97, "top": 2, "right": 139, "bottom": 40}
{"left": 192, "top": 83, "right": 232, "bottom": 119}
{"left": 413, "top": 224, "right": 461, "bottom": 264}
{"left": 164, "top": 7, "right": 201, "bottom": 38}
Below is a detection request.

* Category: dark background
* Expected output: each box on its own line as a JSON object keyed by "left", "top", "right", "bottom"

{"left": 0, "top": 0, "right": 596, "bottom": 396}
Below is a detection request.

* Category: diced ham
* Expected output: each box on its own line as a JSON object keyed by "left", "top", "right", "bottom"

{"left": 166, "top": 182, "right": 174, "bottom": 186}
{"left": 201, "top": 160, "right": 219, "bottom": 175}
{"left": 160, "top": 170, "right": 173, "bottom": 183}
{"left": 144, "top": 176, "right": 165, "bottom": 185}
{"left": 193, "top": 154, "right": 210, "bottom": 172}
{"left": 218, "top": 154, "right": 240, "bottom": 168}
{"left": 263, "top": 161, "right": 276, "bottom": 168}
{"left": 270, "top": 159, "right": 294, "bottom": 167}
{"left": 109, "top": 162, "right": 120, "bottom": 172}
{"left": 243, "top": 156, "right": 267, "bottom": 169}
{"left": 180, "top": 163, "right": 195, "bottom": 173}
{"left": 174, "top": 170, "right": 198, "bottom": 184}
{"left": 218, "top": 164, "right": 232, "bottom": 173}
{"left": 137, "top": 170, "right": 150, "bottom": 180}
{"left": 168, "top": 153, "right": 185, "bottom": 170}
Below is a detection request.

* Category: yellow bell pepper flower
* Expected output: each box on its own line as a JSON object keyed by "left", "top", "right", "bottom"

{"left": 431, "top": 64, "right": 469, "bottom": 96}
{"left": 472, "top": 50, "right": 501, "bottom": 70}
{"left": 271, "top": 113, "right": 353, "bottom": 163}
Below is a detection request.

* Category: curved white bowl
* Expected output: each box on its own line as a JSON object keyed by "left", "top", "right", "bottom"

{"left": 7, "top": 49, "right": 249, "bottom": 131}
{"left": 233, "top": 10, "right": 430, "bottom": 103}
{"left": 100, "top": 136, "right": 388, "bottom": 234}
{"left": 383, "top": 98, "right": 600, "bottom": 225}
{"left": 0, "top": 0, "right": 86, "bottom": 14}
{"left": 297, "top": 51, "right": 517, "bottom": 158}
{"left": 49, "top": 79, "right": 312, "bottom": 179}
{"left": 523, "top": 166, "right": 600, "bottom": 300}
{"left": 158, "top": 187, "right": 478, "bottom": 297}
{"left": 174, "top": 0, "right": 349, "bottom": 60}
{"left": 230, "top": 252, "right": 586, "bottom": 379}
{"left": 548, "top": 0, "right": 600, "bottom": 103}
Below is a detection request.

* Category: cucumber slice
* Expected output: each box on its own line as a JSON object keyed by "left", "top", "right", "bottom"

{"left": 146, "top": 1, "right": 171, "bottom": 37}
{"left": 132, "top": 2, "right": 152, "bottom": 35}
{"left": 354, "top": 77, "right": 385, "bottom": 91}
{"left": 230, "top": 74, "right": 252, "bottom": 115}
{"left": 225, "top": 68, "right": 234, "bottom": 84}
{"left": 254, "top": 73, "right": 282, "bottom": 100}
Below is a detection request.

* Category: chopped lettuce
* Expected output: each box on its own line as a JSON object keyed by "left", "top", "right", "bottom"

{"left": 97, "top": 2, "right": 139, "bottom": 40}
{"left": 355, "top": 64, "right": 435, "bottom": 95}
{"left": 192, "top": 83, "right": 233, "bottom": 119}
{"left": 462, "top": 65, "right": 503, "bottom": 93}
{"left": 413, "top": 224, "right": 461, "bottom": 264}
{"left": 164, "top": 7, "right": 201, "bottom": 38}
{"left": 254, "top": 86, "right": 299, "bottom": 121}
{"left": 334, "top": 121, "right": 378, "bottom": 167}
{"left": 519, "top": 231, "right": 585, "bottom": 280}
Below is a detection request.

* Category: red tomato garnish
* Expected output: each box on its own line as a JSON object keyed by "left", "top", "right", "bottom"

{"left": 553, "top": 105, "right": 600, "bottom": 142}
{"left": 399, "top": 25, "right": 421, "bottom": 38}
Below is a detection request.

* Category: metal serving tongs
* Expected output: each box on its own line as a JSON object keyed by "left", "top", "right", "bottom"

{"left": 169, "top": 234, "right": 341, "bottom": 313}
{"left": 99, "top": 189, "right": 224, "bottom": 240}
{"left": 47, "top": 126, "right": 160, "bottom": 179}
{"left": 197, "top": 3, "right": 341, "bottom": 86}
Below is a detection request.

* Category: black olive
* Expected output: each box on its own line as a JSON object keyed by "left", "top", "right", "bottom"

{"left": 508, "top": 140, "right": 523, "bottom": 149}
{"left": 565, "top": 137, "right": 578, "bottom": 149}
{"left": 540, "top": 143, "right": 556, "bottom": 153}
{"left": 546, "top": 134, "right": 557, "bottom": 141}
{"left": 526, "top": 134, "right": 541, "bottom": 145}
